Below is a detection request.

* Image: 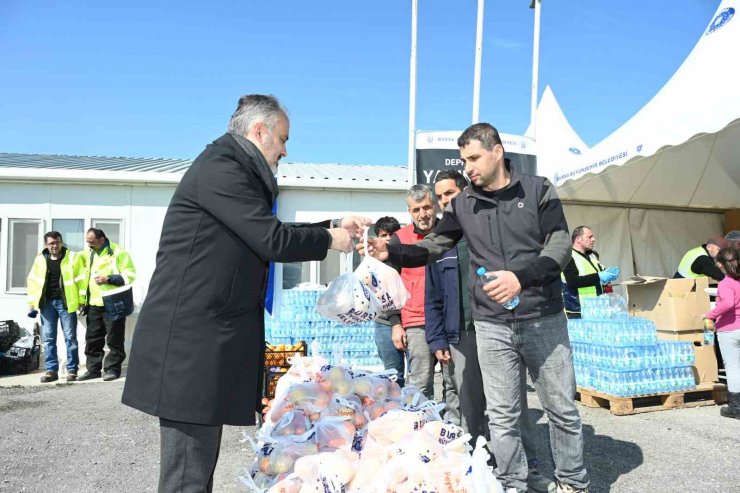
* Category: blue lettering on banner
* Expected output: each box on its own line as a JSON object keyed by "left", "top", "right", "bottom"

{"left": 706, "top": 7, "right": 734, "bottom": 35}
{"left": 555, "top": 150, "right": 629, "bottom": 183}
{"left": 569, "top": 147, "right": 582, "bottom": 155}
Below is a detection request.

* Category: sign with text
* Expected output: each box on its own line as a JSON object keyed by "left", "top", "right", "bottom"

{"left": 415, "top": 131, "right": 537, "bottom": 185}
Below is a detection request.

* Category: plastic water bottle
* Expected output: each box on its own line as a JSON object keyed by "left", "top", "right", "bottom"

{"left": 476, "top": 267, "right": 520, "bottom": 310}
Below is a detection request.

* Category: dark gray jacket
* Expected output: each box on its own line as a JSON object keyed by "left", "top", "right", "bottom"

{"left": 387, "top": 169, "right": 570, "bottom": 323}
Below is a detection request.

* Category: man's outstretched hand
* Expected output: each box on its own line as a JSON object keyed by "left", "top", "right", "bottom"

{"left": 356, "top": 237, "right": 389, "bottom": 261}
{"left": 340, "top": 216, "right": 372, "bottom": 240}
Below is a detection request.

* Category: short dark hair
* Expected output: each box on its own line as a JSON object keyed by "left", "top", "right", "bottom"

{"left": 374, "top": 216, "right": 401, "bottom": 237}
{"left": 715, "top": 246, "right": 740, "bottom": 280}
{"left": 87, "top": 228, "right": 106, "bottom": 240}
{"left": 44, "top": 231, "right": 62, "bottom": 243}
{"left": 571, "top": 225, "right": 591, "bottom": 244}
{"left": 457, "top": 123, "right": 503, "bottom": 151}
{"left": 434, "top": 169, "right": 468, "bottom": 191}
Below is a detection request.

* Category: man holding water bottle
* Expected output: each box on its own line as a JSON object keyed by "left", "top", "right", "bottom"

{"left": 360, "top": 123, "right": 589, "bottom": 493}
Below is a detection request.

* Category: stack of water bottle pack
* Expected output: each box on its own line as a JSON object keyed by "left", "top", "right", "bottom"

{"left": 265, "top": 285, "right": 384, "bottom": 370}
{"left": 569, "top": 295, "right": 696, "bottom": 396}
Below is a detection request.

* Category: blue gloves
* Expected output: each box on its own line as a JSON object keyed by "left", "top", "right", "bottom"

{"left": 598, "top": 266, "right": 620, "bottom": 284}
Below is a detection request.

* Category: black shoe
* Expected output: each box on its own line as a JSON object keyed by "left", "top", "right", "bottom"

{"left": 720, "top": 392, "right": 740, "bottom": 419}
{"left": 40, "top": 371, "right": 58, "bottom": 383}
{"left": 103, "top": 370, "right": 121, "bottom": 381}
{"left": 77, "top": 371, "right": 102, "bottom": 381}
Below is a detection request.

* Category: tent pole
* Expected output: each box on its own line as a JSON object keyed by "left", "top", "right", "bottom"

{"left": 472, "top": 0, "right": 485, "bottom": 124}
{"left": 530, "top": 0, "right": 542, "bottom": 138}
{"left": 407, "top": 0, "right": 418, "bottom": 185}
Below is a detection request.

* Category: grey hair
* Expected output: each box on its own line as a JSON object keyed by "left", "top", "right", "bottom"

{"left": 227, "top": 94, "right": 287, "bottom": 136}
{"left": 406, "top": 184, "right": 433, "bottom": 203}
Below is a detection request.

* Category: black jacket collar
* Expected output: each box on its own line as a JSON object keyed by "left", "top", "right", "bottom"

{"left": 465, "top": 161, "right": 521, "bottom": 205}
{"left": 222, "top": 133, "right": 279, "bottom": 204}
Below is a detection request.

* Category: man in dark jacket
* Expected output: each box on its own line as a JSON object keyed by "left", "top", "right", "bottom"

{"left": 674, "top": 236, "right": 728, "bottom": 281}
{"left": 425, "top": 170, "right": 554, "bottom": 493}
{"left": 561, "top": 225, "right": 620, "bottom": 319}
{"left": 121, "top": 94, "right": 367, "bottom": 492}
{"left": 362, "top": 123, "right": 589, "bottom": 493}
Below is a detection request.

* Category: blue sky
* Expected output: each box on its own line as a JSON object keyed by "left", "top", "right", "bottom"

{"left": 0, "top": 0, "right": 721, "bottom": 165}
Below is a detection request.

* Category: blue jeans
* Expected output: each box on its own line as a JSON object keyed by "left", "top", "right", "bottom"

{"left": 476, "top": 312, "right": 588, "bottom": 492}
{"left": 40, "top": 299, "right": 79, "bottom": 372}
{"left": 374, "top": 325, "right": 406, "bottom": 387}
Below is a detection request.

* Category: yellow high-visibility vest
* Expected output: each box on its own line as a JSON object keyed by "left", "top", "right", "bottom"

{"left": 83, "top": 242, "right": 137, "bottom": 307}
{"left": 27, "top": 249, "right": 86, "bottom": 312}
{"left": 676, "top": 246, "right": 707, "bottom": 279}
{"left": 561, "top": 250, "right": 605, "bottom": 307}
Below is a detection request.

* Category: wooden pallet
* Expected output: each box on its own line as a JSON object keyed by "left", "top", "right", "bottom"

{"left": 576, "top": 383, "right": 727, "bottom": 416}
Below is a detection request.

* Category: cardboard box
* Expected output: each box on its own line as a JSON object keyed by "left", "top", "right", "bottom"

{"left": 692, "top": 342, "right": 719, "bottom": 384}
{"left": 656, "top": 330, "right": 703, "bottom": 342}
{"left": 621, "top": 276, "right": 710, "bottom": 332}
{"left": 656, "top": 330, "right": 719, "bottom": 384}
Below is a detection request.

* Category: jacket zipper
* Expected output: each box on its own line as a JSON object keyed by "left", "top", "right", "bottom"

{"left": 494, "top": 206, "right": 516, "bottom": 317}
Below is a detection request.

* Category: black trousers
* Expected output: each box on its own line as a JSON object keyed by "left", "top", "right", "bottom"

{"left": 159, "top": 418, "right": 223, "bottom": 493}
{"left": 84, "top": 306, "right": 126, "bottom": 373}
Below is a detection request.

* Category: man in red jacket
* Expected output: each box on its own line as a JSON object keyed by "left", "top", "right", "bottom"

{"left": 386, "top": 184, "right": 439, "bottom": 401}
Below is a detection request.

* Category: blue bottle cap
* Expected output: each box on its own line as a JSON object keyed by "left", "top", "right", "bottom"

{"left": 476, "top": 267, "right": 486, "bottom": 276}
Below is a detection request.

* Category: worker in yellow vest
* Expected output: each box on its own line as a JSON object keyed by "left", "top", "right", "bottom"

{"left": 562, "top": 226, "right": 620, "bottom": 319}
{"left": 674, "top": 236, "right": 728, "bottom": 281}
{"left": 77, "top": 228, "right": 136, "bottom": 382}
{"left": 27, "top": 231, "right": 87, "bottom": 383}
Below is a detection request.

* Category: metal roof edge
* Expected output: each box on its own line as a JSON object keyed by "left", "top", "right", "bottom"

{"left": 0, "top": 167, "right": 183, "bottom": 185}
{"left": 278, "top": 176, "right": 409, "bottom": 191}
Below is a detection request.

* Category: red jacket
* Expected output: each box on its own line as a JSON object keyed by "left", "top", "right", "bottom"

{"left": 395, "top": 224, "right": 428, "bottom": 328}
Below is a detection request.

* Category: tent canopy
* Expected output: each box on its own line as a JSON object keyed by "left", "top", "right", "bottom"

{"left": 536, "top": 1, "right": 740, "bottom": 211}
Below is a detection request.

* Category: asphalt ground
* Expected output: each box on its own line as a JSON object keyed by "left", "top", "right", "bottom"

{"left": 0, "top": 371, "right": 738, "bottom": 493}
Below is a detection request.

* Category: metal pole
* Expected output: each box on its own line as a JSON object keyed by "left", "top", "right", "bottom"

{"left": 530, "top": 0, "right": 542, "bottom": 138}
{"left": 407, "top": 0, "right": 418, "bottom": 185}
{"left": 472, "top": 0, "right": 485, "bottom": 124}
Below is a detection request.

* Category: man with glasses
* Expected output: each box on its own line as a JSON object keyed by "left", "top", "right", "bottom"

{"left": 27, "top": 231, "right": 86, "bottom": 383}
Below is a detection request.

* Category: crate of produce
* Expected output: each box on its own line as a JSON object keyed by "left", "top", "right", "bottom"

{"left": 264, "top": 341, "right": 307, "bottom": 367}
{"left": 263, "top": 342, "right": 307, "bottom": 399}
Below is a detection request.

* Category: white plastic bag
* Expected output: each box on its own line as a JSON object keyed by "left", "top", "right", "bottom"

{"left": 353, "top": 229, "right": 409, "bottom": 311}
{"left": 316, "top": 270, "right": 382, "bottom": 325}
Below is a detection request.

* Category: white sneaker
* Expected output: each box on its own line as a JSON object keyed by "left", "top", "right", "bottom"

{"left": 556, "top": 481, "right": 589, "bottom": 493}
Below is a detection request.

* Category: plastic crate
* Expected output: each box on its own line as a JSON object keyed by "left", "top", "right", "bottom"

{"left": 262, "top": 341, "right": 307, "bottom": 399}
{"left": 0, "top": 344, "right": 40, "bottom": 375}
{"left": 264, "top": 341, "right": 307, "bottom": 367}
{"left": 263, "top": 368, "right": 290, "bottom": 399}
{"left": 0, "top": 320, "right": 21, "bottom": 352}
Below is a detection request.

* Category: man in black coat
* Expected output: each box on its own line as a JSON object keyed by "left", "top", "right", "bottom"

{"left": 121, "top": 94, "right": 367, "bottom": 492}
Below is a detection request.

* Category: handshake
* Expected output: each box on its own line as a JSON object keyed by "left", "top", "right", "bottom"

{"left": 598, "top": 266, "right": 620, "bottom": 284}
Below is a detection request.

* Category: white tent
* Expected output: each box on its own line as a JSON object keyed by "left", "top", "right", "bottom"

{"left": 534, "top": 1, "right": 739, "bottom": 278}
